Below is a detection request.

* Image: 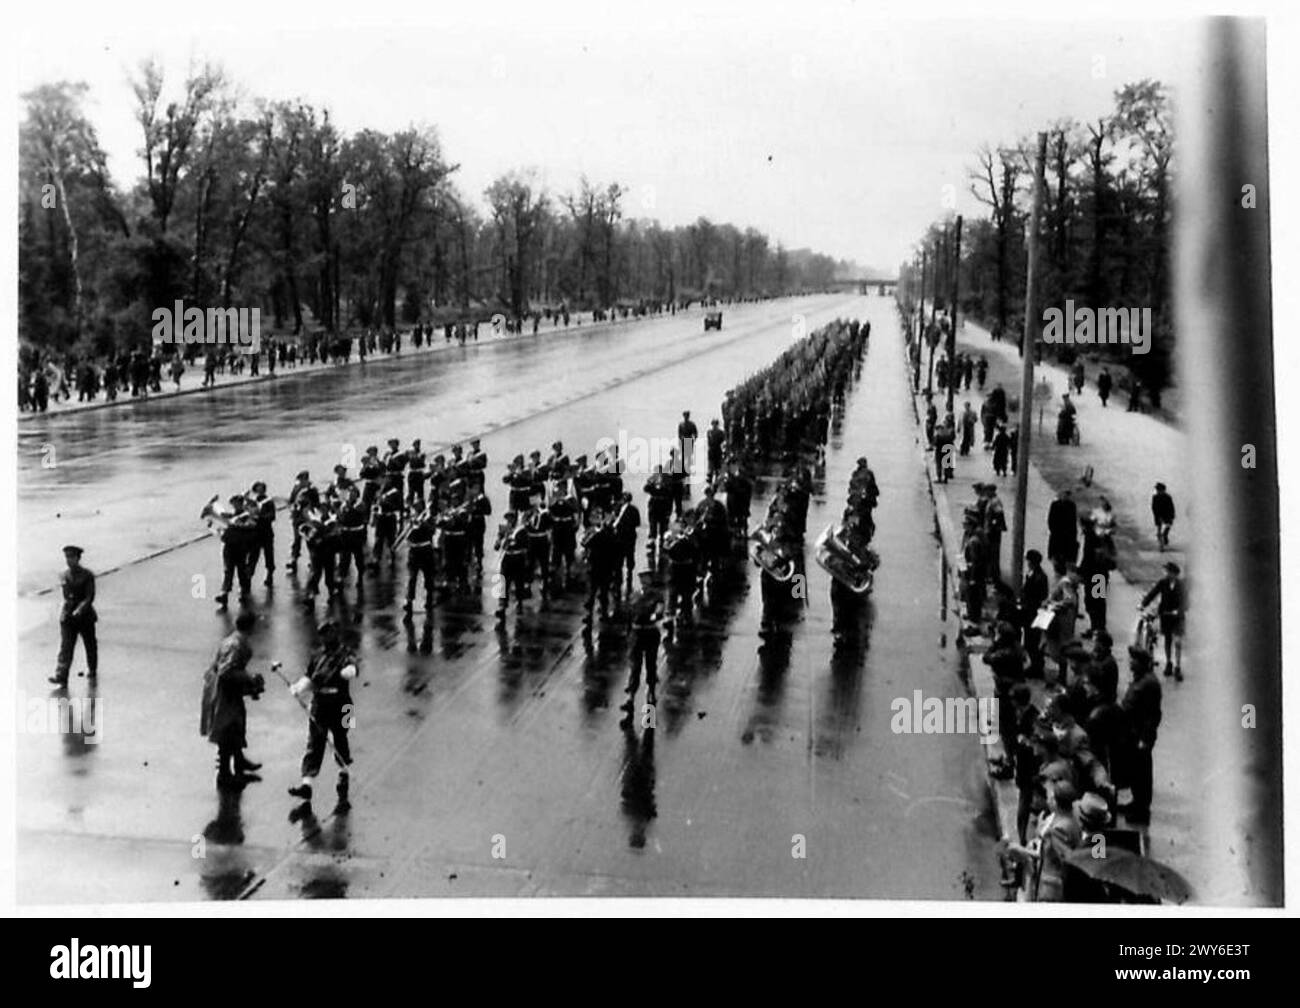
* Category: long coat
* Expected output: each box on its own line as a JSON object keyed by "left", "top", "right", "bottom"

{"left": 200, "top": 631, "right": 259, "bottom": 749}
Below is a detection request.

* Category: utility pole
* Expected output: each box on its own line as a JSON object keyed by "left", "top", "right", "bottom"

{"left": 916, "top": 249, "right": 927, "bottom": 392}
{"left": 946, "top": 215, "right": 963, "bottom": 416}
{"left": 927, "top": 233, "right": 941, "bottom": 395}
{"left": 1010, "top": 133, "right": 1047, "bottom": 594}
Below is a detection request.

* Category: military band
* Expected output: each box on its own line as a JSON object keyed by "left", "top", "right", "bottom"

{"left": 42, "top": 315, "right": 875, "bottom": 804}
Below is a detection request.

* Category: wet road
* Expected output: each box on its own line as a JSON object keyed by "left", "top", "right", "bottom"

{"left": 16, "top": 294, "right": 1000, "bottom": 902}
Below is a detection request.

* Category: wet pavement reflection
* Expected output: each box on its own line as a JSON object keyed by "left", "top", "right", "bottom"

{"left": 17, "top": 295, "right": 1001, "bottom": 902}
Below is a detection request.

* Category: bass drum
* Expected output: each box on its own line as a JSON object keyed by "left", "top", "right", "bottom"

{"left": 814, "top": 524, "right": 877, "bottom": 594}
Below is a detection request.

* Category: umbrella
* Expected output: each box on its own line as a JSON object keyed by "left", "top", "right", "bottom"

{"left": 1065, "top": 846, "right": 1193, "bottom": 904}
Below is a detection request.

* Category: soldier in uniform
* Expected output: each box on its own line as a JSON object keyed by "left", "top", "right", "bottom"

{"left": 545, "top": 441, "right": 570, "bottom": 481}
{"left": 620, "top": 574, "right": 665, "bottom": 727}
{"left": 303, "top": 504, "right": 340, "bottom": 601}
{"left": 677, "top": 410, "right": 699, "bottom": 476}
{"left": 581, "top": 510, "right": 619, "bottom": 624}
{"left": 466, "top": 472, "right": 492, "bottom": 576}
{"left": 494, "top": 512, "right": 531, "bottom": 619}
{"left": 440, "top": 490, "right": 472, "bottom": 594}
{"left": 503, "top": 454, "right": 534, "bottom": 512}
{"left": 406, "top": 438, "right": 427, "bottom": 509}
{"left": 523, "top": 502, "right": 554, "bottom": 599}
{"left": 50, "top": 545, "right": 98, "bottom": 686}
{"left": 382, "top": 438, "right": 407, "bottom": 484}
{"left": 547, "top": 481, "right": 580, "bottom": 589}
{"left": 643, "top": 464, "right": 675, "bottom": 554}
{"left": 611, "top": 492, "right": 641, "bottom": 595}
{"left": 448, "top": 443, "right": 466, "bottom": 480}
{"left": 215, "top": 496, "right": 258, "bottom": 608}
{"left": 403, "top": 506, "right": 438, "bottom": 614}
{"left": 426, "top": 453, "right": 449, "bottom": 505}
{"left": 466, "top": 438, "right": 487, "bottom": 476}
{"left": 359, "top": 446, "right": 384, "bottom": 510}
{"left": 695, "top": 485, "right": 730, "bottom": 582}
{"left": 665, "top": 521, "right": 701, "bottom": 621}
{"left": 371, "top": 476, "right": 404, "bottom": 569}
{"left": 335, "top": 485, "right": 370, "bottom": 590}
{"left": 286, "top": 471, "right": 319, "bottom": 572}
{"left": 719, "top": 461, "right": 752, "bottom": 537}
{"left": 525, "top": 450, "right": 548, "bottom": 507}
{"left": 288, "top": 620, "right": 358, "bottom": 808}
{"left": 324, "top": 464, "right": 355, "bottom": 506}
{"left": 246, "top": 481, "right": 277, "bottom": 587}
{"left": 199, "top": 611, "right": 265, "bottom": 786}
{"left": 705, "top": 419, "right": 726, "bottom": 484}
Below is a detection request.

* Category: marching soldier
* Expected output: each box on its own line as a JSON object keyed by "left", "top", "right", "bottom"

{"left": 406, "top": 439, "right": 427, "bottom": 509}
{"left": 466, "top": 438, "right": 487, "bottom": 475}
{"left": 335, "top": 486, "right": 370, "bottom": 589}
{"left": 665, "top": 523, "right": 701, "bottom": 621}
{"left": 403, "top": 505, "right": 438, "bottom": 614}
{"left": 286, "top": 471, "right": 319, "bottom": 572}
{"left": 427, "top": 453, "right": 449, "bottom": 505}
{"left": 548, "top": 481, "right": 580, "bottom": 589}
{"left": 705, "top": 419, "right": 726, "bottom": 484}
{"left": 246, "top": 481, "right": 277, "bottom": 587}
{"left": 448, "top": 442, "right": 466, "bottom": 476}
{"left": 523, "top": 502, "right": 554, "bottom": 599}
{"left": 50, "top": 545, "right": 98, "bottom": 686}
{"left": 494, "top": 511, "right": 531, "bottom": 620}
{"left": 581, "top": 510, "right": 619, "bottom": 625}
{"left": 611, "top": 491, "right": 640, "bottom": 594}
{"left": 620, "top": 574, "right": 665, "bottom": 727}
{"left": 572, "top": 455, "right": 598, "bottom": 524}
{"left": 643, "top": 464, "right": 675, "bottom": 553}
{"left": 324, "top": 464, "right": 355, "bottom": 505}
{"left": 303, "top": 504, "right": 340, "bottom": 602}
{"left": 440, "top": 490, "right": 472, "bottom": 593}
{"left": 288, "top": 620, "right": 358, "bottom": 809}
{"left": 695, "top": 485, "right": 729, "bottom": 581}
{"left": 370, "top": 476, "right": 404, "bottom": 569}
{"left": 359, "top": 446, "right": 384, "bottom": 510}
{"left": 215, "top": 496, "right": 258, "bottom": 608}
{"left": 383, "top": 438, "right": 407, "bottom": 481}
{"left": 466, "top": 472, "right": 492, "bottom": 576}
{"left": 504, "top": 454, "right": 534, "bottom": 512}
{"left": 719, "top": 461, "right": 752, "bottom": 537}
{"left": 526, "top": 450, "right": 548, "bottom": 506}
{"left": 545, "top": 441, "right": 570, "bottom": 480}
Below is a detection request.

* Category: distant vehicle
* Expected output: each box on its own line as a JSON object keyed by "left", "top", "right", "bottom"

{"left": 704, "top": 311, "right": 723, "bottom": 331}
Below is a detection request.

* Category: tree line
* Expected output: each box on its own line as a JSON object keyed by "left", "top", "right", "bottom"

{"left": 20, "top": 62, "right": 849, "bottom": 358}
{"left": 900, "top": 79, "right": 1175, "bottom": 398}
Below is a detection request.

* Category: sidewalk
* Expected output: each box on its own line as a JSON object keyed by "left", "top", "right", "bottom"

{"left": 906, "top": 322, "right": 1208, "bottom": 903}
{"left": 951, "top": 318, "right": 1186, "bottom": 590}
{"left": 19, "top": 306, "right": 704, "bottom": 420}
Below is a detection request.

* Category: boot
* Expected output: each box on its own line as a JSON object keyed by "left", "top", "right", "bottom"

{"left": 334, "top": 773, "right": 351, "bottom": 813}
{"left": 288, "top": 782, "right": 313, "bottom": 800}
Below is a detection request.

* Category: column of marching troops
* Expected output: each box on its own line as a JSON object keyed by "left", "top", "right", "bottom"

{"left": 195, "top": 316, "right": 873, "bottom": 802}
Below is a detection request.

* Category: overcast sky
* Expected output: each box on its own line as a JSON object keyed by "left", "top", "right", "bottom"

{"left": 16, "top": 2, "right": 1197, "bottom": 273}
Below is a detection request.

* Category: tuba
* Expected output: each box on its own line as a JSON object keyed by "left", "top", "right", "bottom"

{"left": 200, "top": 494, "right": 235, "bottom": 532}
{"left": 296, "top": 505, "right": 325, "bottom": 541}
